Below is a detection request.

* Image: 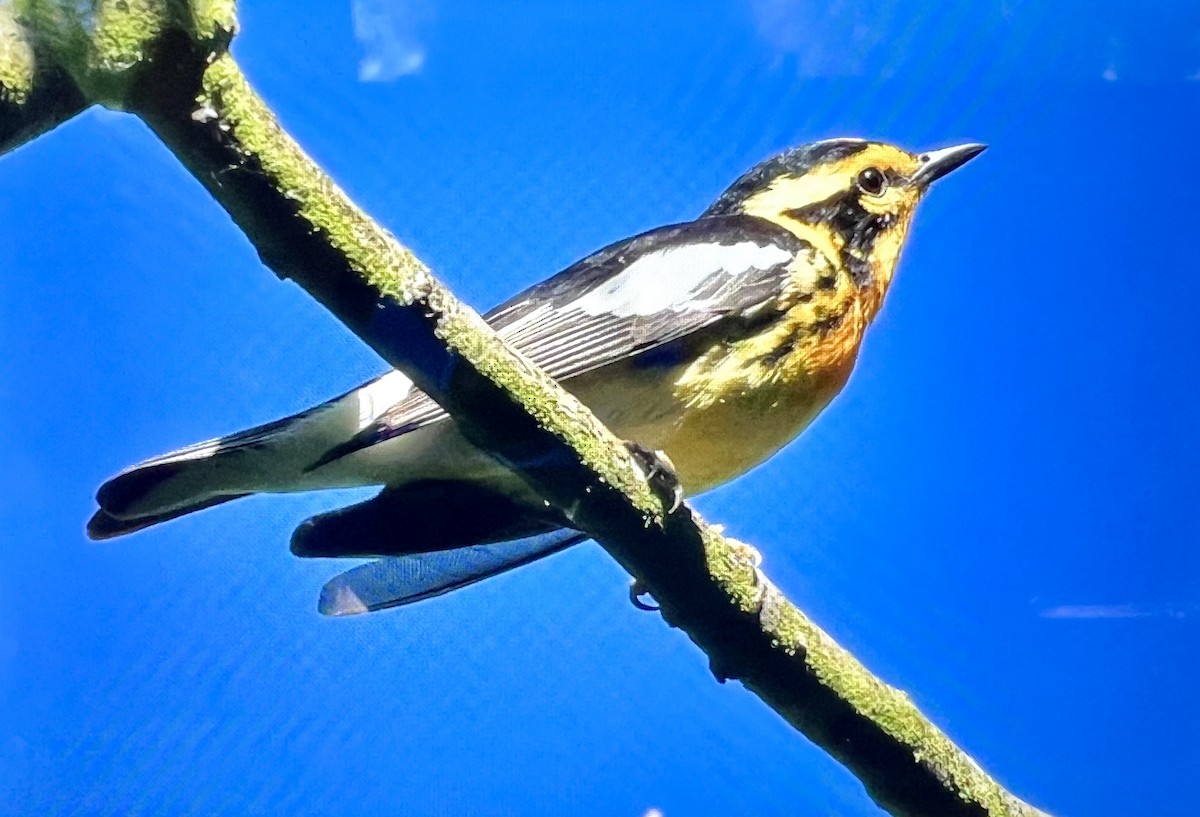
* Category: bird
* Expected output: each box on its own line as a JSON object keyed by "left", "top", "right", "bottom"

{"left": 88, "top": 138, "right": 985, "bottom": 614}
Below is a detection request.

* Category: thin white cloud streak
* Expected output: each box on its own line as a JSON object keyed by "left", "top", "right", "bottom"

{"left": 1040, "top": 604, "right": 1190, "bottom": 620}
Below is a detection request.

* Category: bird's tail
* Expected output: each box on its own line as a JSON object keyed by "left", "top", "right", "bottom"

{"left": 87, "top": 417, "right": 308, "bottom": 540}
{"left": 88, "top": 493, "right": 249, "bottom": 540}
{"left": 88, "top": 372, "right": 410, "bottom": 539}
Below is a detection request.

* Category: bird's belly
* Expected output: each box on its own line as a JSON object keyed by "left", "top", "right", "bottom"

{"left": 568, "top": 358, "right": 845, "bottom": 495}
{"left": 653, "top": 378, "right": 840, "bottom": 493}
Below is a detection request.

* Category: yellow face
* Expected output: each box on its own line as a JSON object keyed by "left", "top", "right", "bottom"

{"left": 738, "top": 143, "right": 928, "bottom": 317}
{"left": 743, "top": 144, "right": 924, "bottom": 221}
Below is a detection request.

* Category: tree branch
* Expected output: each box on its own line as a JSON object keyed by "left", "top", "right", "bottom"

{"left": 0, "top": 2, "right": 87, "bottom": 152}
{"left": 0, "top": 5, "right": 1052, "bottom": 816}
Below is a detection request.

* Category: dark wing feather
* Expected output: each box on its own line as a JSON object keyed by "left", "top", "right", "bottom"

{"left": 314, "top": 215, "right": 806, "bottom": 467}
{"left": 317, "top": 530, "right": 589, "bottom": 615}
{"left": 291, "top": 480, "right": 568, "bottom": 558}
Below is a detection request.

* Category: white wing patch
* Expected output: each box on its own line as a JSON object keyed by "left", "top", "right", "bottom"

{"left": 572, "top": 241, "right": 793, "bottom": 317}
{"left": 353, "top": 369, "right": 413, "bottom": 429}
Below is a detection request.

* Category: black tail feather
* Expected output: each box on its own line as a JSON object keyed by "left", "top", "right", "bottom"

{"left": 86, "top": 494, "right": 250, "bottom": 540}
{"left": 291, "top": 480, "right": 568, "bottom": 558}
{"left": 95, "top": 462, "right": 189, "bottom": 518}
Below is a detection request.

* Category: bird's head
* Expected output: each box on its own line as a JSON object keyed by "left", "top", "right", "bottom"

{"left": 704, "top": 139, "right": 985, "bottom": 315}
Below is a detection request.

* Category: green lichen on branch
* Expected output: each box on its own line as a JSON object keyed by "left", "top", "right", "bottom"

{"left": 10, "top": 0, "right": 88, "bottom": 79}
{"left": 701, "top": 527, "right": 766, "bottom": 613}
{"left": 91, "top": 0, "right": 166, "bottom": 71}
{"left": 0, "top": 6, "right": 36, "bottom": 104}
{"left": 185, "top": 0, "right": 236, "bottom": 43}
{"left": 8, "top": 0, "right": 233, "bottom": 111}
{"left": 695, "top": 523, "right": 1049, "bottom": 816}
{"left": 755, "top": 592, "right": 1049, "bottom": 817}
{"left": 0, "top": 2, "right": 87, "bottom": 154}
{"left": 197, "top": 54, "right": 431, "bottom": 302}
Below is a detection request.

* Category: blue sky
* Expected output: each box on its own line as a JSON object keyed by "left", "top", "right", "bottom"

{"left": 2, "top": 1, "right": 1198, "bottom": 815}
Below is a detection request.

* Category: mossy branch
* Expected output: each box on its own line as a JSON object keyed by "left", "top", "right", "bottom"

{"left": 0, "top": 2, "right": 86, "bottom": 152}
{"left": 0, "top": 5, "right": 1052, "bottom": 817}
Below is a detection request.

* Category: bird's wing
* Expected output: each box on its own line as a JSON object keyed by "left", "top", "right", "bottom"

{"left": 485, "top": 214, "right": 804, "bottom": 378}
{"left": 317, "top": 530, "right": 589, "bottom": 615}
{"left": 314, "top": 214, "right": 806, "bottom": 467}
{"left": 290, "top": 479, "right": 568, "bottom": 558}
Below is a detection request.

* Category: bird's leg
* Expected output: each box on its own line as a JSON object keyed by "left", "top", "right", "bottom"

{"left": 624, "top": 441, "right": 682, "bottom": 613}
{"left": 625, "top": 442, "right": 683, "bottom": 511}
{"left": 629, "top": 579, "right": 660, "bottom": 611}
{"left": 625, "top": 441, "right": 684, "bottom": 514}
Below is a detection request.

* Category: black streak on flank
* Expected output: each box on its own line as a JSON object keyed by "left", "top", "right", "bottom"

{"left": 811, "top": 312, "right": 846, "bottom": 335}
{"left": 784, "top": 194, "right": 894, "bottom": 288}
{"left": 756, "top": 338, "right": 796, "bottom": 368}
{"left": 748, "top": 313, "right": 841, "bottom": 370}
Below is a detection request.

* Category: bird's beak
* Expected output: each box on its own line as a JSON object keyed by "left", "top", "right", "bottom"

{"left": 910, "top": 143, "right": 987, "bottom": 187}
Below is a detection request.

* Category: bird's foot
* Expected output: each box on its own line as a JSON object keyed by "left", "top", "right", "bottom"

{"left": 629, "top": 579, "right": 660, "bottom": 611}
{"left": 625, "top": 442, "right": 684, "bottom": 513}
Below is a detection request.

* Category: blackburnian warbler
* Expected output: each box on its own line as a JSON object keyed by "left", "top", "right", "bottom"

{"left": 89, "top": 138, "right": 985, "bottom": 614}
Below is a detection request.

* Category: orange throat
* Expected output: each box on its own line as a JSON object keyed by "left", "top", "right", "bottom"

{"left": 656, "top": 291, "right": 872, "bottom": 492}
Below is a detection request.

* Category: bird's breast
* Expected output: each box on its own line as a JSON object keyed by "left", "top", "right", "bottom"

{"left": 667, "top": 321, "right": 862, "bottom": 491}
{"left": 569, "top": 298, "right": 866, "bottom": 494}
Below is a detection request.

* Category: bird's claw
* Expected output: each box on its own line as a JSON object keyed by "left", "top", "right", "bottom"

{"left": 625, "top": 442, "right": 684, "bottom": 513}
{"left": 629, "top": 579, "right": 660, "bottom": 611}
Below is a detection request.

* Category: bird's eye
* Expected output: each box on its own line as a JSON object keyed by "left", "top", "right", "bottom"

{"left": 856, "top": 167, "right": 887, "bottom": 197}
